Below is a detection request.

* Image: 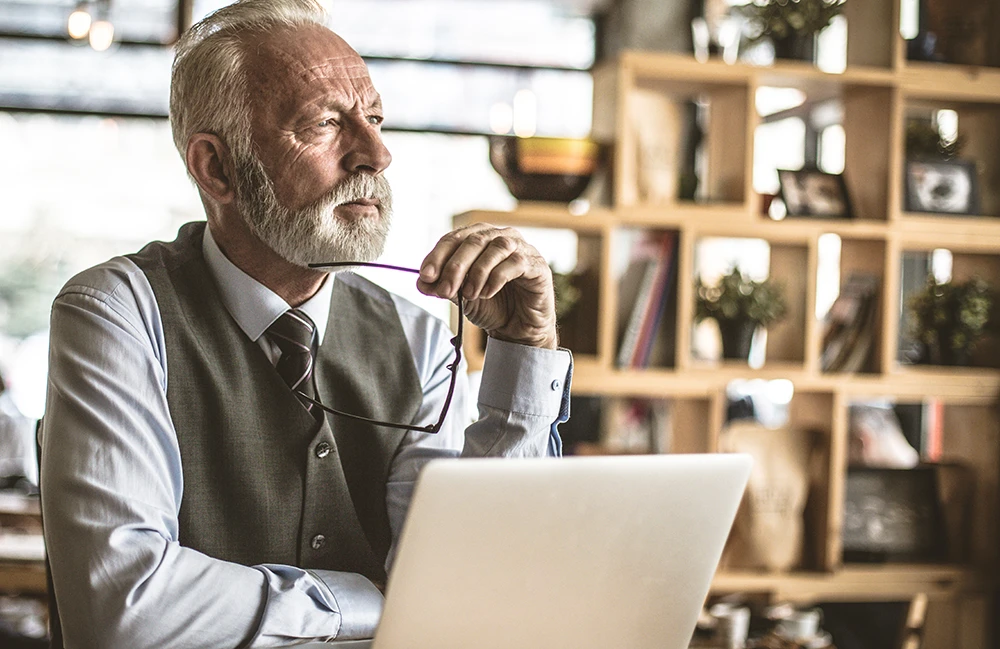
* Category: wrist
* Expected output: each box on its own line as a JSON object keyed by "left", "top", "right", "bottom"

{"left": 486, "top": 328, "right": 559, "bottom": 350}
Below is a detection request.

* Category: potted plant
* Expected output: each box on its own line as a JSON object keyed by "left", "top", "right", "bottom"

{"left": 739, "top": 0, "right": 846, "bottom": 61}
{"left": 695, "top": 267, "right": 788, "bottom": 360}
{"left": 551, "top": 265, "right": 582, "bottom": 321}
{"left": 907, "top": 276, "right": 993, "bottom": 366}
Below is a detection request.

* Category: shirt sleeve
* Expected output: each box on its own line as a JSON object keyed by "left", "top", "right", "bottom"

{"left": 385, "top": 305, "right": 573, "bottom": 568}
{"left": 41, "top": 259, "right": 381, "bottom": 649}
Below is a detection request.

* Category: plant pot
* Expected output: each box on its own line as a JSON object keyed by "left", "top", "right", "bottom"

{"left": 934, "top": 330, "right": 973, "bottom": 367}
{"left": 918, "top": 337, "right": 972, "bottom": 367}
{"left": 718, "top": 319, "right": 757, "bottom": 361}
{"left": 772, "top": 34, "right": 816, "bottom": 62}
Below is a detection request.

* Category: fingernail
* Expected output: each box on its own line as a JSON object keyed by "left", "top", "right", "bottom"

{"left": 420, "top": 264, "right": 436, "bottom": 281}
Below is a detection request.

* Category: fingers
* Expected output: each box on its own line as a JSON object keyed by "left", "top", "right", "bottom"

{"left": 419, "top": 224, "right": 539, "bottom": 301}
{"left": 478, "top": 254, "right": 528, "bottom": 300}
{"left": 418, "top": 223, "right": 493, "bottom": 286}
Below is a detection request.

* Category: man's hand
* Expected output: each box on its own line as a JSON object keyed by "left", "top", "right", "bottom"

{"left": 418, "top": 223, "right": 558, "bottom": 350}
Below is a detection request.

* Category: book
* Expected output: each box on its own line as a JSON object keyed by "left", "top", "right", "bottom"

{"left": 821, "top": 274, "right": 879, "bottom": 373}
{"left": 615, "top": 232, "right": 676, "bottom": 368}
{"left": 631, "top": 232, "right": 677, "bottom": 368}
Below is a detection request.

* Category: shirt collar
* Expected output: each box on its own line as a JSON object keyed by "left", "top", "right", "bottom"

{"left": 201, "top": 225, "right": 333, "bottom": 344}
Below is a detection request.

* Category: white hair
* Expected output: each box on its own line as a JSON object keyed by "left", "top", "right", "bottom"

{"left": 169, "top": 0, "right": 329, "bottom": 162}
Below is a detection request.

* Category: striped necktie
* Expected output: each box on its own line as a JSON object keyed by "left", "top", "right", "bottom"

{"left": 266, "top": 308, "right": 318, "bottom": 414}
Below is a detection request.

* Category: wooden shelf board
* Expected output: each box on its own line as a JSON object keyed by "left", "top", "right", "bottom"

{"left": 898, "top": 215, "right": 1000, "bottom": 250}
{"left": 571, "top": 368, "right": 715, "bottom": 398}
{"left": 617, "top": 51, "right": 1000, "bottom": 104}
{"left": 900, "top": 63, "right": 1000, "bottom": 103}
{"left": 0, "top": 561, "right": 46, "bottom": 595}
{"left": 454, "top": 204, "right": 612, "bottom": 232}
{"left": 692, "top": 218, "right": 891, "bottom": 244}
{"left": 459, "top": 207, "right": 897, "bottom": 242}
{"left": 619, "top": 51, "right": 895, "bottom": 92}
{"left": 566, "top": 362, "right": 1000, "bottom": 403}
{"left": 618, "top": 202, "right": 751, "bottom": 227}
{"left": 712, "top": 564, "right": 981, "bottom": 602}
{"left": 622, "top": 51, "right": 752, "bottom": 86}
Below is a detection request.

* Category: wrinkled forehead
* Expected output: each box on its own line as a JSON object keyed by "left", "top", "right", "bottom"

{"left": 243, "top": 23, "right": 376, "bottom": 100}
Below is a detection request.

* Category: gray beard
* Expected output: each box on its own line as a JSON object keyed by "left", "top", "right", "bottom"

{"left": 234, "top": 152, "right": 393, "bottom": 267}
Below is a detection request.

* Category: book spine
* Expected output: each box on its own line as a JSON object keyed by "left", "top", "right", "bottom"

{"left": 633, "top": 233, "right": 677, "bottom": 368}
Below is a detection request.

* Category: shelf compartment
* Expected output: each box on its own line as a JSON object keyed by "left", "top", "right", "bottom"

{"left": 568, "top": 395, "right": 718, "bottom": 456}
{"left": 690, "top": 236, "right": 810, "bottom": 369}
{"left": 834, "top": 397, "right": 993, "bottom": 571}
{"left": 753, "top": 79, "right": 895, "bottom": 223}
{"left": 717, "top": 388, "right": 838, "bottom": 573}
{"left": 896, "top": 246, "right": 1000, "bottom": 370}
{"left": 900, "top": 98, "right": 1000, "bottom": 220}
{"left": 819, "top": 237, "right": 889, "bottom": 376}
{"left": 593, "top": 54, "right": 754, "bottom": 210}
{"left": 612, "top": 228, "right": 681, "bottom": 371}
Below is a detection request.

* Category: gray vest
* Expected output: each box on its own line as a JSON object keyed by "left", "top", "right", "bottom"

{"left": 130, "top": 221, "right": 421, "bottom": 582}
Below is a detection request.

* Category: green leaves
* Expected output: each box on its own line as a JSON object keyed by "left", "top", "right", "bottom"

{"left": 908, "top": 276, "right": 993, "bottom": 357}
{"left": 695, "top": 267, "right": 788, "bottom": 327}
{"left": 740, "top": 0, "right": 846, "bottom": 42}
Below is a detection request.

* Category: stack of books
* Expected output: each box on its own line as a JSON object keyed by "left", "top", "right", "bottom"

{"left": 616, "top": 232, "right": 678, "bottom": 369}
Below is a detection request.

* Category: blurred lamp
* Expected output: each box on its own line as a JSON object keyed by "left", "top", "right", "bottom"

{"left": 67, "top": 8, "right": 92, "bottom": 39}
{"left": 89, "top": 19, "right": 115, "bottom": 51}
{"left": 512, "top": 89, "right": 537, "bottom": 139}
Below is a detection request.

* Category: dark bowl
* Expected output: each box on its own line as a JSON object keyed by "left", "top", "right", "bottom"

{"left": 489, "top": 135, "right": 600, "bottom": 203}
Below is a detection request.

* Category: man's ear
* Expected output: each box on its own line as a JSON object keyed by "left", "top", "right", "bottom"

{"left": 186, "top": 133, "right": 237, "bottom": 204}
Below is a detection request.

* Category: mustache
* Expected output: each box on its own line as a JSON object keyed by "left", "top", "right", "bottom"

{"left": 314, "top": 173, "right": 393, "bottom": 212}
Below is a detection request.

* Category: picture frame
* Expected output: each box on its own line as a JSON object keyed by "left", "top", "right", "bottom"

{"left": 841, "top": 466, "right": 946, "bottom": 563}
{"left": 777, "top": 168, "right": 853, "bottom": 219}
{"left": 904, "top": 159, "right": 980, "bottom": 215}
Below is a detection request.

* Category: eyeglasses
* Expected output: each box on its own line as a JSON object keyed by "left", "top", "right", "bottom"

{"left": 300, "top": 260, "right": 463, "bottom": 434}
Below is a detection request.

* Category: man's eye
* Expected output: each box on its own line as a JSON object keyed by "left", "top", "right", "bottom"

{"left": 368, "top": 115, "right": 384, "bottom": 126}
{"left": 318, "top": 119, "right": 332, "bottom": 127}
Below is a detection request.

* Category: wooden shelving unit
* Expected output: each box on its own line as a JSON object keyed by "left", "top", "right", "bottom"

{"left": 456, "top": 3, "right": 1000, "bottom": 645}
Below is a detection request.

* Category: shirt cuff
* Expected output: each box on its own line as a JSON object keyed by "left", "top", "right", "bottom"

{"left": 479, "top": 337, "right": 572, "bottom": 418}
{"left": 308, "top": 570, "right": 384, "bottom": 640}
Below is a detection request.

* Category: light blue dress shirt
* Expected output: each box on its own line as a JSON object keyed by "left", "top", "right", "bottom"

{"left": 42, "top": 226, "right": 572, "bottom": 649}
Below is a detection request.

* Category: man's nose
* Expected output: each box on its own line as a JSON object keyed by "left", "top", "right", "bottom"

{"left": 343, "top": 125, "right": 392, "bottom": 175}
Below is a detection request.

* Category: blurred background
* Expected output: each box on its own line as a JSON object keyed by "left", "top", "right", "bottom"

{"left": 0, "top": 0, "right": 856, "bottom": 423}
{"left": 0, "top": 0, "right": 605, "bottom": 423}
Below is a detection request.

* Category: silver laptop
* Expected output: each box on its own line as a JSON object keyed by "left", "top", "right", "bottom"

{"left": 308, "top": 453, "right": 751, "bottom": 649}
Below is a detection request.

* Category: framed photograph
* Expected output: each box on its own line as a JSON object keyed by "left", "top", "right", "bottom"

{"left": 904, "top": 159, "right": 980, "bottom": 215}
{"left": 777, "top": 168, "right": 853, "bottom": 219}
{"left": 841, "top": 466, "right": 946, "bottom": 563}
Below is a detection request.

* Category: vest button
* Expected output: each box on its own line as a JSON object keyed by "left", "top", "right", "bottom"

{"left": 311, "top": 534, "right": 326, "bottom": 550}
{"left": 315, "top": 441, "right": 332, "bottom": 459}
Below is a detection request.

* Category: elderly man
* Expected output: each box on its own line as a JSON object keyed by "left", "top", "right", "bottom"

{"left": 40, "top": 0, "right": 572, "bottom": 647}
